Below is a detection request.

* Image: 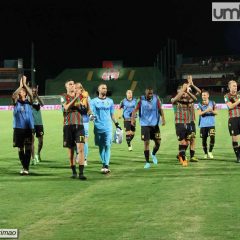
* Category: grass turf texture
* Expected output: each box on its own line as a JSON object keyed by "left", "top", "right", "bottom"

{"left": 1, "top": 109, "right": 240, "bottom": 240}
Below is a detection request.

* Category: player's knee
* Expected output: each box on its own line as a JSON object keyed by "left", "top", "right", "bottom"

{"left": 191, "top": 132, "right": 196, "bottom": 139}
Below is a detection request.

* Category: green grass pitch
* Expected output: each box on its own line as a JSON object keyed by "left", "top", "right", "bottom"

{"left": 1, "top": 109, "right": 240, "bottom": 240}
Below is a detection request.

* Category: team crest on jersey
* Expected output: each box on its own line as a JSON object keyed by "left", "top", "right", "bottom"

{"left": 104, "top": 101, "right": 110, "bottom": 106}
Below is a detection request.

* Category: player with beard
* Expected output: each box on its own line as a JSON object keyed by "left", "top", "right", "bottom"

{"left": 171, "top": 83, "right": 197, "bottom": 167}
{"left": 131, "top": 88, "right": 165, "bottom": 168}
{"left": 90, "top": 84, "right": 122, "bottom": 174}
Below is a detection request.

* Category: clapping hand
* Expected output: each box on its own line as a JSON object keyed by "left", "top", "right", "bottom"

{"left": 207, "top": 106, "right": 213, "bottom": 112}
{"left": 187, "top": 75, "right": 193, "bottom": 85}
{"left": 22, "top": 75, "right": 27, "bottom": 86}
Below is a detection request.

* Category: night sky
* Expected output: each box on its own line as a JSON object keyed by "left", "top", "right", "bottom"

{"left": 0, "top": 0, "right": 239, "bottom": 90}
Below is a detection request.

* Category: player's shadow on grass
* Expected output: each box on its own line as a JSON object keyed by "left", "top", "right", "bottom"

{"left": 132, "top": 158, "right": 174, "bottom": 165}
{"left": 4, "top": 171, "right": 54, "bottom": 178}
{"left": 27, "top": 172, "right": 54, "bottom": 177}
{"left": 37, "top": 160, "right": 52, "bottom": 163}
{"left": 46, "top": 165, "right": 70, "bottom": 169}
{"left": 199, "top": 156, "right": 236, "bottom": 162}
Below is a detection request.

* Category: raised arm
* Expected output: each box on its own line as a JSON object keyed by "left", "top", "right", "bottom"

{"left": 22, "top": 76, "right": 33, "bottom": 103}
{"left": 35, "top": 86, "right": 44, "bottom": 106}
{"left": 12, "top": 77, "right": 23, "bottom": 102}
{"left": 171, "top": 84, "right": 188, "bottom": 104}
{"left": 186, "top": 87, "right": 197, "bottom": 101}
{"left": 187, "top": 75, "right": 201, "bottom": 95}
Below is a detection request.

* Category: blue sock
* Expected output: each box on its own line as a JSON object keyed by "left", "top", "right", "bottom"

{"left": 99, "top": 145, "right": 105, "bottom": 166}
{"left": 104, "top": 145, "right": 111, "bottom": 166}
{"left": 84, "top": 142, "right": 88, "bottom": 160}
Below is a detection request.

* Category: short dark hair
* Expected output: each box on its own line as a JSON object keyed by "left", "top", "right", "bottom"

{"left": 146, "top": 87, "right": 153, "bottom": 91}
{"left": 201, "top": 89, "right": 209, "bottom": 94}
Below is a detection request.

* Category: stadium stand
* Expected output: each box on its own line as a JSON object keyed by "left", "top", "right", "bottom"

{"left": 173, "top": 55, "right": 240, "bottom": 103}
{"left": 0, "top": 67, "right": 21, "bottom": 105}
{"left": 45, "top": 67, "right": 166, "bottom": 104}
{"left": 0, "top": 68, "right": 19, "bottom": 95}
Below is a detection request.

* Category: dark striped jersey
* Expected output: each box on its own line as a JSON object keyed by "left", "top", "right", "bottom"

{"left": 172, "top": 99, "right": 191, "bottom": 124}
{"left": 61, "top": 94, "right": 83, "bottom": 125}
{"left": 188, "top": 102, "right": 196, "bottom": 122}
{"left": 224, "top": 93, "right": 240, "bottom": 118}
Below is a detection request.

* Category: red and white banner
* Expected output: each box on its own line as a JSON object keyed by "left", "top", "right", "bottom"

{"left": 0, "top": 104, "right": 228, "bottom": 111}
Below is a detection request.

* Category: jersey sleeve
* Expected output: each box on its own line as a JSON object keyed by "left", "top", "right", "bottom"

{"left": 119, "top": 100, "right": 124, "bottom": 109}
{"left": 134, "top": 98, "right": 141, "bottom": 111}
{"left": 110, "top": 99, "right": 115, "bottom": 115}
{"left": 224, "top": 94, "right": 229, "bottom": 104}
{"left": 61, "top": 95, "right": 66, "bottom": 105}
{"left": 197, "top": 102, "right": 201, "bottom": 110}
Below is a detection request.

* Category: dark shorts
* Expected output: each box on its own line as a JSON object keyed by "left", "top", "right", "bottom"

{"left": 63, "top": 125, "right": 85, "bottom": 148}
{"left": 124, "top": 120, "right": 135, "bottom": 133}
{"left": 175, "top": 123, "right": 192, "bottom": 141}
{"left": 34, "top": 125, "right": 44, "bottom": 138}
{"left": 228, "top": 117, "right": 240, "bottom": 136}
{"left": 200, "top": 126, "right": 215, "bottom": 138}
{"left": 141, "top": 126, "right": 161, "bottom": 141}
{"left": 189, "top": 121, "right": 196, "bottom": 134}
{"left": 13, "top": 128, "right": 33, "bottom": 148}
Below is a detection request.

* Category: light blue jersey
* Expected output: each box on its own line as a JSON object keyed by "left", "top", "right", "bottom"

{"left": 138, "top": 94, "right": 161, "bottom": 126}
{"left": 198, "top": 100, "right": 216, "bottom": 128}
{"left": 91, "top": 97, "right": 115, "bottom": 133}
{"left": 120, "top": 98, "right": 137, "bottom": 119}
{"left": 13, "top": 100, "right": 34, "bottom": 129}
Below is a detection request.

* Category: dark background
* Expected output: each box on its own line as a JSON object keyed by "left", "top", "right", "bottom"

{"left": 0, "top": 0, "right": 239, "bottom": 93}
